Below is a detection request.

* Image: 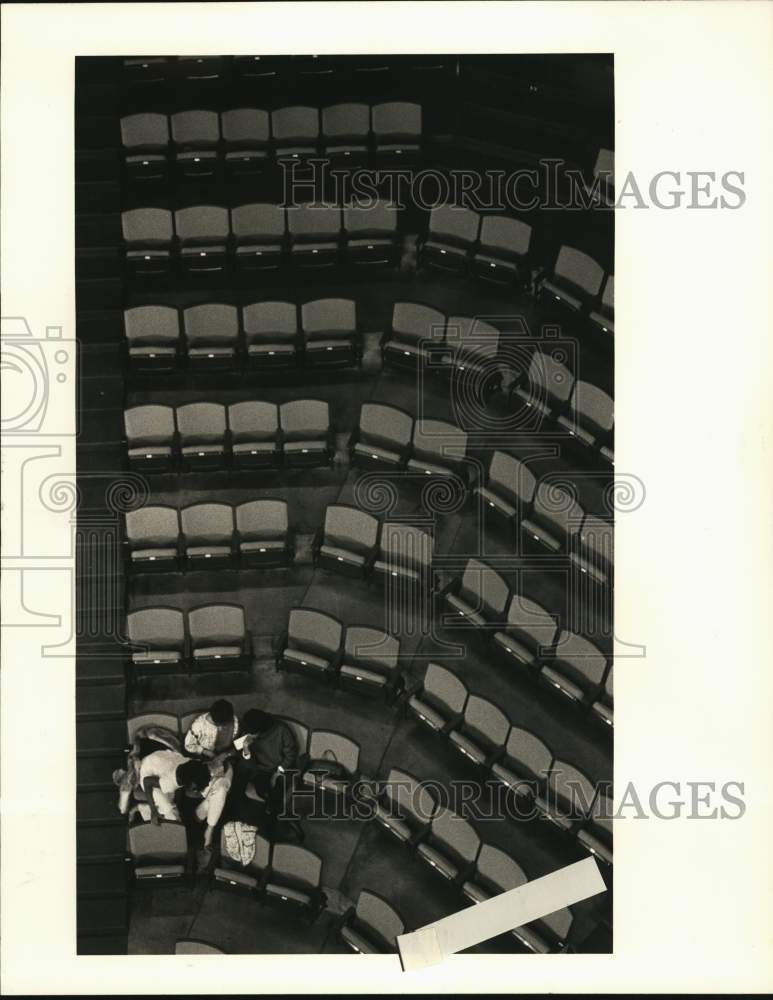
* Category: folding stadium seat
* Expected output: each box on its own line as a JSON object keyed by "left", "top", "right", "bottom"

{"left": 302, "top": 730, "right": 361, "bottom": 797}
{"left": 342, "top": 200, "right": 400, "bottom": 267}
{"left": 287, "top": 205, "right": 341, "bottom": 269}
{"left": 339, "top": 626, "right": 401, "bottom": 698}
{"left": 176, "top": 56, "right": 227, "bottom": 82}
{"left": 123, "top": 305, "right": 181, "bottom": 373}
{"left": 511, "top": 350, "right": 575, "bottom": 423}
{"left": 374, "top": 767, "right": 438, "bottom": 846}
{"left": 534, "top": 761, "right": 597, "bottom": 833}
{"left": 314, "top": 504, "right": 380, "bottom": 578}
{"left": 460, "top": 844, "right": 528, "bottom": 905}
{"left": 407, "top": 419, "right": 468, "bottom": 479}
{"left": 231, "top": 203, "right": 287, "bottom": 272}
{"left": 221, "top": 108, "right": 271, "bottom": 177}
{"left": 520, "top": 482, "right": 584, "bottom": 554}
{"left": 277, "top": 608, "right": 343, "bottom": 680}
{"left": 600, "top": 442, "right": 614, "bottom": 467}
{"left": 263, "top": 843, "right": 325, "bottom": 919}
{"left": 124, "top": 405, "right": 176, "bottom": 472}
{"left": 213, "top": 828, "right": 271, "bottom": 896}
{"left": 122, "top": 56, "right": 171, "bottom": 87}
{"left": 443, "top": 315, "right": 501, "bottom": 383}
{"left": 448, "top": 695, "right": 510, "bottom": 769}
{"left": 176, "top": 402, "right": 227, "bottom": 470}
{"left": 188, "top": 604, "right": 250, "bottom": 671}
{"left": 126, "top": 608, "right": 186, "bottom": 675}
{"left": 471, "top": 215, "right": 533, "bottom": 289}
{"left": 381, "top": 301, "right": 446, "bottom": 370}
{"left": 406, "top": 662, "right": 469, "bottom": 734}
{"left": 301, "top": 298, "right": 359, "bottom": 368}
{"left": 170, "top": 110, "right": 220, "bottom": 179}
{"left": 242, "top": 301, "right": 299, "bottom": 370}
{"left": 175, "top": 206, "right": 230, "bottom": 277}
{"left": 271, "top": 106, "right": 320, "bottom": 160}
{"left": 227, "top": 401, "right": 281, "bottom": 470}
{"left": 235, "top": 499, "right": 292, "bottom": 568}
{"left": 120, "top": 112, "right": 170, "bottom": 182}
{"left": 349, "top": 402, "right": 413, "bottom": 471}
{"left": 589, "top": 274, "right": 614, "bottom": 336}
{"left": 417, "top": 205, "right": 481, "bottom": 275}
{"left": 577, "top": 791, "right": 613, "bottom": 865}
{"left": 442, "top": 558, "right": 510, "bottom": 629}
{"left": 373, "top": 523, "right": 433, "bottom": 586}
{"left": 180, "top": 502, "right": 235, "bottom": 569}
{"left": 415, "top": 808, "right": 481, "bottom": 884}
{"left": 182, "top": 304, "right": 239, "bottom": 370}
{"left": 371, "top": 102, "right": 422, "bottom": 159}
{"left": 473, "top": 451, "right": 537, "bottom": 526}
{"left": 124, "top": 505, "right": 180, "bottom": 572}
{"left": 537, "top": 246, "right": 605, "bottom": 315}
{"left": 279, "top": 399, "right": 333, "bottom": 468}
{"left": 490, "top": 726, "right": 554, "bottom": 799}
{"left": 491, "top": 594, "right": 558, "bottom": 673}
{"left": 233, "top": 54, "right": 283, "bottom": 83}
{"left": 322, "top": 103, "right": 371, "bottom": 162}
{"left": 591, "top": 666, "right": 613, "bottom": 729}
{"left": 339, "top": 889, "right": 405, "bottom": 954}
{"left": 512, "top": 906, "right": 574, "bottom": 954}
{"left": 122, "top": 208, "right": 174, "bottom": 279}
{"left": 540, "top": 630, "right": 608, "bottom": 706}
{"left": 592, "top": 147, "right": 615, "bottom": 207}
{"left": 556, "top": 381, "right": 614, "bottom": 456}
{"left": 570, "top": 514, "right": 613, "bottom": 587}
{"left": 127, "top": 821, "right": 188, "bottom": 882}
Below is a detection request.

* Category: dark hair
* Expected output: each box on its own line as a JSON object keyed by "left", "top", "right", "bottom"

{"left": 177, "top": 760, "right": 210, "bottom": 790}
{"left": 241, "top": 709, "right": 273, "bottom": 736}
{"left": 209, "top": 699, "right": 234, "bottom": 726}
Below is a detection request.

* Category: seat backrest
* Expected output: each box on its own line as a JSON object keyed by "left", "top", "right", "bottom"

{"left": 288, "top": 608, "right": 342, "bottom": 658}
{"left": 124, "top": 404, "right": 175, "bottom": 445}
{"left": 429, "top": 205, "right": 481, "bottom": 244}
{"left": 188, "top": 604, "right": 245, "bottom": 645}
{"left": 343, "top": 200, "right": 397, "bottom": 235}
{"left": 487, "top": 451, "right": 536, "bottom": 505}
{"left": 571, "top": 381, "right": 614, "bottom": 434}
{"left": 242, "top": 301, "right": 297, "bottom": 338}
{"left": 371, "top": 101, "right": 422, "bottom": 138}
{"left": 126, "top": 607, "right": 184, "bottom": 648}
{"left": 504, "top": 726, "right": 553, "bottom": 782}
{"left": 125, "top": 506, "right": 179, "bottom": 546}
{"left": 479, "top": 215, "right": 531, "bottom": 255}
{"left": 179, "top": 709, "right": 209, "bottom": 737}
{"left": 358, "top": 403, "right": 413, "bottom": 450}
{"left": 271, "top": 106, "right": 320, "bottom": 141}
{"left": 171, "top": 109, "right": 220, "bottom": 145}
{"left": 124, "top": 305, "right": 179, "bottom": 346}
{"left": 533, "top": 482, "right": 584, "bottom": 538}
{"left": 235, "top": 499, "right": 288, "bottom": 540}
{"left": 121, "top": 112, "right": 170, "bottom": 149}
{"left": 175, "top": 205, "right": 229, "bottom": 243}
{"left": 462, "top": 694, "right": 510, "bottom": 750}
{"left": 578, "top": 514, "right": 614, "bottom": 565}
{"left": 344, "top": 626, "right": 399, "bottom": 672}
{"left": 231, "top": 203, "right": 286, "bottom": 240}
{"left": 301, "top": 298, "right": 355, "bottom": 335}
{"left": 280, "top": 399, "right": 329, "bottom": 439}
{"left": 322, "top": 103, "right": 370, "bottom": 137}
{"left": 307, "top": 730, "right": 360, "bottom": 774}
{"left": 429, "top": 807, "right": 481, "bottom": 864}
{"left": 127, "top": 713, "right": 180, "bottom": 742}
{"left": 383, "top": 767, "right": 437, "bottom": 825}
{"left": 227, "top": 401, "right": 278, "bottom": 442}
{"left": 553, "top": 630, "right": 608, "bottom": 688}
{"left": 323, "top": 504, "right": 379, "bottom": 554}
{"left": 269, "top": 843, "right": 322, "bottom": 890}
{"left": 504, "top": 594, "right": 558, "bottom": 652}
{"left": 594, "top": 147, "right": 614, "bottom": 183}
{"left": 221, "top": 107, "right": 270, "bottom": 144}
{"left": 128, "top": 821, "right": 187, "bottom": 861}
{"left": 423, "top": 662, "right": 468, "bottom": 715}
{"left": 411, "top": 419, "right": 467, "bottom": 467}
{"left": 458, "top": 558, "right": 510, "bottom": 618}
{"left": 354, "top": 890, "right": 404, "bottom": 947}
{"left": 379, "top": 523, "right": 433, "bottom": 571}
{"left": 392, "top": 301, "right": 445, "bottom": 346}
{"left": 554, "top": 246, "right": 604, "bottom": 296}
{"left": 475, "top": 843, "right": 528, "bottom": 894}
{"left": 549, "top": 760, "right": 597, "bottom": 819}
{"left": 527, "top": 351, "right": 574, "bottom": 406}
{"left": 121, "top": 208, "right": 173, "bottom": 244}
{"left": 287, "top": 205, "right": 342, "bottom": 240}
{"left": 275, "top": 716, "right": 309, "bottom": 757}
{"left": 176, "top": 402, "right": 227, "bottom": 443}
{"left": 180, "top": 503, "right": 234, "bottom": 544}
{"left": 175, "top": 940, "right": 224, "bottom": 956}
{"left": 541, "top": 906, "right": 574, "bottom": 942}
{"left": 447, "top": 315, "right": 500, "bottom": 362}
{"left": 183, "top": 304, "right": 239, "bottom": 344}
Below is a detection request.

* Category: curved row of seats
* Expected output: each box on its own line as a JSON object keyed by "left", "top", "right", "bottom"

{"left": 122, "top": 202, "right": 400, "bottom": 279}
{"left": 125, "top": 604, "right": 250, "bottom": 675}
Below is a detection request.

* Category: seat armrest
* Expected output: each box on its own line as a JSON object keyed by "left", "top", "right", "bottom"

{"left": 441, "top": 711, "right": 464, "bottom": 736}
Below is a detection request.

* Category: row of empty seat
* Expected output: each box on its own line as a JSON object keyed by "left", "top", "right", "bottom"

{"left": 126, "top": 604, "right": 250, "bottom": 674}
{"left": 121, "top": 103, "right": 423, "bottom": 180}
{"left": 124, "top": 300, "right": 362, "bottom": 373}
{"left": 122, "top": 202, "right": 400, "bottom": 278}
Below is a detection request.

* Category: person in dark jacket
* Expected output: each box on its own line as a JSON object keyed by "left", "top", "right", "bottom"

{"left": 234, "top": 709, "right": 298, "bottom": 801}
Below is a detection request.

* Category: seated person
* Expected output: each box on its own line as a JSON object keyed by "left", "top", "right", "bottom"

{"left": 228, "top": 711, "right": 302, "bottom": 835}
{"left": 178, "top": 755, "right": 234, "bottom": 869}
{"left": 184, "top": 699, "right": 240, "bottom": 759}
{"left": 140, "top": 750, "right": 210, "bottom": 824}
{"left": 114, "top": 722, "right": 184, "bottom": 819}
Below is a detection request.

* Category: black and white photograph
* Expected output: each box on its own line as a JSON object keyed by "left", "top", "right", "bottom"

{"left": 1, "top": 2, "right": 771, "bottom": 994}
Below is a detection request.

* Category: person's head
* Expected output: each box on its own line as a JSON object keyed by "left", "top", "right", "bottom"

{"left": 177, "top": 759, "right": 211, "bottom": 791}
{"left": 241, "top": 709, "right": 274, "bottom": 737}
{"left": 209, "top": 699, "right": 234, "bottom": 727}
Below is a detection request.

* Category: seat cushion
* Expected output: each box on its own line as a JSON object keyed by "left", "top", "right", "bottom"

{"left": 407, "top": 695, "right": 445, "bottom": 731}
{"left": 542, "top": 279, "right": 583, "bottom": 311}
{"left": 340, "top": 926, "right": 379, "bottom": 954}
{"left": 474, "top": 252, "right": 519, "bottom": 273}
{"left": 382, "top": 340, "right": 435, "bottom": 363}
{"left": 448, "top": 731, "right": 487, "bottom": 765}
{"left": 569, "top": 552, "right": 609, "bottom": 586}
{"left": 128, "top": 346, "right": 176, "bottom": 359}
{"left": 592, "top": 700, "right": 613, "bottom": 726}
{"left": 132, "top": 650, "right": 181, "bottom": 664}
{"left": 339, "top": 663, "right": 386, "bottom": 687}
{"left": 247, "top": 343, "right": 295, "bottom": 357}
{"left": 492, "top": 632, "right": 535, "bottom": 667}
{"left": 556, "top": 415, "right": 596, "bottom": 448}
{"left": 374, "top": 805, "right": 412, "bottom": 841}
{"left": 232, "top": 441, "right": 278, "bottom": 456}
{"left": 193, "top": 645, "right": 242, "bottom": 660}
{"left": 521, "top": 519, "right": 561, "bottom": 553}
{"left": 177, "top": 150, "right": 217, "bottom": 162}
{"left": 284, "top": 440, "right": 327, "bottom": 456}
{"left": 240, "top": 540, "right": 286, "bottom": 554}
{"left": 512, "top": 387, "right": 552, "bottom": 419}
{"left": 406, "top": 458, "right": 455, "bottom": 477}
{"left": 376, "top": 142, "right": 420, "bottom": 155}
{"left": 128, "top": 445, "right": 172, "bottom": 461}
{"left": 373, "top": 561, "right": 420, "bottom": 585}
{"left": 540, "top": 665, "right": 584, "bottom": 702}
{"left": 512, "top": 924, "right": 551, "bottom": 953}
{"left": 131, "top": 548, "right": 177, "bottom": 563}
{"left": 181, "top": 445, "right": 224, "bottom": 457}
{"left": 461, "top": 881, "right": 492, "bottom": 904}
{"left": 445, "top": 592, "right": 486, "bottom": 627}
{"left": 186, "top": 545, "right": 231, "bottom": 560}
{"left": 214, "top": 868, "right": 258, "bottom": 890}
{"left": 353, "top": 442, "right": 402, "bottom": 466}
{"left": 236, "top": 243, "right": 283, "bottom": 256}
{"left": 264, "top": 882, "right": 312, "bottom": 907}
{"left": 416, "top": 844, "right": 458, "bottom": 880}
{"left": 319, "top": 545, "right": 366, "bottom": 569}
{"left": 577, "top": 829, "right": 612, "bottom": 865}
{"left": 282, "top": 648, "right": 331, "bottom": 673}
{"left": 225, "top": 149, "right": 268, "bottom": 161}
{"left": 491, "top": 761, "right": 531, "bottom": 795}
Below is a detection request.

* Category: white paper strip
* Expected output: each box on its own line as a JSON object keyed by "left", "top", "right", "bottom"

{"left": 397, "top": 856, "right": 606, "bottom": 971}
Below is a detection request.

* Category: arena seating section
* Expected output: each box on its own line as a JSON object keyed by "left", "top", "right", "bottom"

{"left": 75, "top": 53, "right": 613, "bottom": 956}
